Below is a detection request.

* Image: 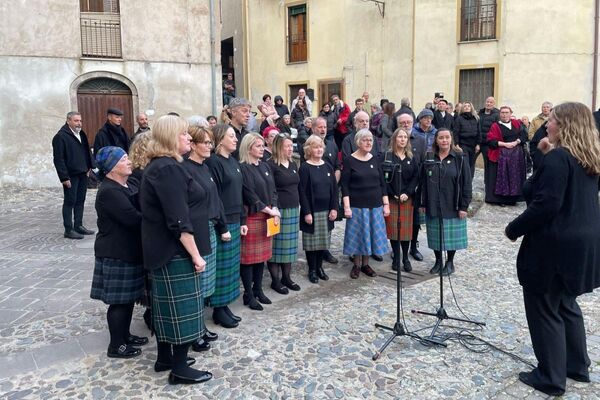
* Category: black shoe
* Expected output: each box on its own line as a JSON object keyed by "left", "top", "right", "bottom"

{"left": 442, "top": 261, "right": 454, "bottom": 276}
{"left": 64, "top": 229, "right": 84, "bottom": 240}
{"left": 429, "top": 259, "right": 443, "bottom": 275}
{"left": 350, "top": 265, "right": 360, "bottom": 279}
{"left": 281, "top": 277, "right": 301, "bottom": 291}
{"left": 253, "top": 290, "right": 272, "bottom": 305}
{"left": 308, "top": 269, "right": 319, "bottom": 284}
{"left": 410, "top": 242, "right": 423, "bottom": 261}
{"left": 518, "top": 371, "right": 565, "bottom": 397}
{"left": 349, "top": 255, "right": 355, "bottom": 263}
{"left": 168, "top": 370, "right": 213, "bottom": 385}
{"left": 203, "top": 329, "right": 218, "bottom": 342}
{"left": 126, "top": 334, "right": 149, "bottom": 346}
{"left": 155, "top": 357, "right": 196, "bottom": 372}
{"left": 371, "top": 254, "right": 383, "bottom": 262}
{"left": 323, "top": 251, "right": 338, "bottom": 264}
{"left": 270, "top": 282, "right": 289, "bottom": 295}
{"left": 74, "top": 225, "right": 95, "bottom": 235}
{"left": 567, "top": 372, "right": 591, "bottom": 383}
{"left": 107, "top": 344, "right": 142, "bottom": 359}
{"left": 391, "top": 261, "right": 399, "bottom": 272}
{"left": 224, "top": 306, "right": 241, "bottom": 322}
{"left": 316, "top": 266, "right": 329, "bottom": 281}
{"left": 191, "top": 339, "right": 211, "bottom": 352}
{"left": 243, "top": 293, "right": 263, "bottom": 311}
{"left": 402, "top": 259, "right": 412, "bottom": 272}
{"left": 213, "top": 307, "right": 239, "bottom": 328}
{"left": 361, "top": 265, "right": 377, "bottom": 277}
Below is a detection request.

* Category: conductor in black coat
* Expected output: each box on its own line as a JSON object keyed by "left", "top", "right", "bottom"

{"left": 505, "top": 102, "right": 600, "bottom": 397}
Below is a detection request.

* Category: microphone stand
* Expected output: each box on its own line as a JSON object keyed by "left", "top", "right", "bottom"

{"left": 411, "top": 155, "right": 484, "bottom": 347}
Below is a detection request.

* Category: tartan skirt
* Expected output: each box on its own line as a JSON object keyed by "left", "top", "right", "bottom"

{"left": 426, "top": 216, "right": 468, "bottom": 251}
{"left": 207, "top": 223, "right": 241, "bottom": 308}
{"left": 90, "top": 257, "right": 144, "bottom": 305}
{"left": 385, "top": 199, "right": 414, "bottom": 241}
{"left": 241, "top": 212, "right": 273, "bottom": 264}
{"left": 269, "top": 207, "right": 299, "bottom": 263}
{"left": 343, "top": 206, "right": 390, "bottom": 256}
{"left": 151, "top": 257, "right": 203, "bottom": 345}
{"left": 302, "top": 211, "right": 331, "bottom": 251}
{"left": 200, "top": 221, "right": 217, "bottom": 299}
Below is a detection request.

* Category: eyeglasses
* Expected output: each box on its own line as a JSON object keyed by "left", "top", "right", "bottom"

{"left": 202, "top": 141, "right": 214, "bottom": 146}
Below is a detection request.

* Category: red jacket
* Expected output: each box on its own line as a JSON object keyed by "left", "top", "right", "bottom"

{"left": 487, "top": 119, "right": 522, "bottom": 162}
{"left": 335, "top": 103, "right": 351, "bottom": 135}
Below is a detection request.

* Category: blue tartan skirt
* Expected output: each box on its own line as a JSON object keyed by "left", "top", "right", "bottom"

{"left": 343, "top": 206, "right": 390, "bottom": 256}
{"left": 151, "top": 256, "right": 203, "bottom": 345}
{"left": 269, "top": 207, "right": 299, "bottom": 263}
{"left": 207, "top": 223, "right": 241, "bottom": 308}
{"left": 200, "top": 221, "right": 217, "bottom": 299}
{"left": 90, "top": 257, "right": 144, "bottom": 305}
{"left": 425, "top": 216, "right": 468, "bottom": 251}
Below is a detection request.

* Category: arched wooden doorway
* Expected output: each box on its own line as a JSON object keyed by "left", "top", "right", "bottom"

{"left": 77, "top": 78, "right": 134, "bottom": 149}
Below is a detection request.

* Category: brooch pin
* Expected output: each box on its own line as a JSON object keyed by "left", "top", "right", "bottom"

{"left": 327, "top": 173, "right": 331, "bottom": 177}
{"left": 447, "top": 160, "right": 451, "bottom": 164}
{"left": 265, "top": 172, "right": 269, "bottom": 176}
{"left": 237, "top": 168, "right": 240, "bottom": 173}
{"left": 370, "top": 165, "right": 374, "bottom": 168}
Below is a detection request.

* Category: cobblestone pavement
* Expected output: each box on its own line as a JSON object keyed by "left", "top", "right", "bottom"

{"left": 0, "top": 171, "right": 599, "bottom": 399}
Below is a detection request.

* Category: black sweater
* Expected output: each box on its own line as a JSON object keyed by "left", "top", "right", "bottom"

{"left": 241, "top": 161, "right": 278, "bottom": 214}
{"left": 206, "top": 153, "right": 246, "bottom": 225}
{"left": 94, "top": 178, "right": 142, "bottom": 264}
{"left": 381, "top": 151, "right": 419, "bottom": 199}
{"left": 182, "top": 159, "right": 228, "bottom": 235}
{"left": 267, "top": 160, "right": 300, "bottom": 208}
{"left": 140, "top": 157, "right": 211, "bottom": 270}
{"left": 341, "top": 155, "right": 386, "bottom": 208}
{"left": 298, "top": 162, "right": 338, "bottom": 234}
{"left": 52, "top": 124, "right": 93, "bottom": 182}
{"left": 453, "top": 113, "right": 482, "bottom": 149}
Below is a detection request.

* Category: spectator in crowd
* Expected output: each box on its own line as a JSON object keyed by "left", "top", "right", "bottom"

{"left": 134, "top": 112, "right": 150, "bottom": 137}
{"left": 276, "top": 114, "right": 293, "bottom": 135}
{"left": 378, "top": 102, "right": 396, "bottom": 150}
{"left": 528, "top": 101, "right": 552, "bottom": 140}
{"left": 362, "top": 91, "right": 372, "bottom": 116}
{"left": 52, "top": 111, "right": 94, "bottom": 239}
{"left": 207, "top": 115, "right": 218, "bottom": 128}
{"left": 347, "top": 98, "right": 366, "bottom": 132}
{"left": 453, "top": 101, "right": 481, "bottom": 179}
{"left": 412, "top": 108, "right": 437, "bottom": 151}
{"left": 332, "top": 94, "right": 351, "bottom": 149}
{"left": 319, "top": 103, "right": 336, "bottom": 140}
{"left": 419, "top": 128, "right": 472, "bottom": 276}
{"left": 297, "top": 117, "right": 313, "bottom": 152}
{"left": 291, "top": 98, "right": 310, "bottom": 129}
{"left": 370, "top": 104, "right": 384, "bottom": 137}
{"left": 227, "top": 97, "right": 251, "bottom": 159}
{"left": 291, "top": 88, "right": 312, "bottom": 116}
{"left": 274, "top": 95, "right": 290, "bottom": 118}
{"left": 258, "top": 94, "right": 280, "bottom": 132}
{"left": 342, "top": 111, "right": 381, "bottom": 161}
{"left": 392, "top": 98, "right": 416, "bottom": 130}
{"left": 432, "top": 99, "right": 454, "bottom": 131}
{"left": 94, "top": 107, "right": 130, "bottom": 155}
{"left": 520, "top": 115, "right": 530, "bottom": 131}
{"left": 261, "top": 125, "right": 280, "bottom": 162}
{"left": 299, "top": 135, "right": 339, "bottom": 283}
{"left": 223, "top": 72, "right": 236, "bottom": 106}
{"left": 478, "top": 96, "right": 500, "bottom": 172}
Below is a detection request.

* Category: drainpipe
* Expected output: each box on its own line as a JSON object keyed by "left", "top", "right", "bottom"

{"left": 243, "top": 0, "right": 251, "bottom": 100}
{"left": 593, "top": 0, "right": 599, "bottom": 110}
{"left": 209, "top": 0, "right": 217, "bottom": 116}
{"left": 410, "top": 0, "right": 416, "bottom": 103}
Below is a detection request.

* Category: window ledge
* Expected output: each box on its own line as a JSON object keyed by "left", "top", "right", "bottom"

{"left": 458, "top": 38, "right": 498, "bottom": 45}
{"left": 80, "top": 56, "right": 123, "bottom": 61}
{"left": 286, "top": 61, "right": 308, "bottom": 65}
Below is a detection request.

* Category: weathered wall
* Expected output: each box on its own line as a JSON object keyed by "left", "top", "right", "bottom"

{"left": 221, "top": 0, "right": 245, "bottom": 97}
{"left": 0, "top": 0, "right": 220, "bottom": 186}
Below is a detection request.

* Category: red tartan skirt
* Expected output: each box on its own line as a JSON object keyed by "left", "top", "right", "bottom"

{"left": 241, "top": 212, "right": 273, "bottom": 264}
{"left": 384, "top": 198, "right": 414, "bottom": 241}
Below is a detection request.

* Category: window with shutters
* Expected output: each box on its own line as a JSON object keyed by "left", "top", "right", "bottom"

{"left": 80, "top": 0, "right": 122, "bottom": 58}
{"left": 458, "top": 67, "right": 495, "bottom": 110}
{"left": 460, "top": 0, "right": 497, "bottom": 42}
{"left": 287, "top": 4, "right": 307, "bottom": 63}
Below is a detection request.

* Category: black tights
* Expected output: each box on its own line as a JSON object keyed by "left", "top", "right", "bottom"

{"left": 434, "top": 250, "right": 456, "bottom": 262}
{"left": 241, "top": 263, "right": 265, "bottom": 294}
{"left": 268, "top": 262, "right": 295, "bottom": 285}
{"left": 391, "top": 240, "right": 410, "bottom": 261}
{"left": 157, "top": 341, "right": 192, "bottom": 374}
{"left": 107, "top": 303, "right": 134, "bottom": 348}
{"left": 305, "top": 250, "right": 324, "bottom": 271}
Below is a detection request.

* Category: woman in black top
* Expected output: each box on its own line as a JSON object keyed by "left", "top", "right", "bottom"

{"left": 276, "top": 114, "right": 293, "bottom": 135}
{"left": 299, "top": 135, "right": 338, "bottom": 283}
{"left": 140, "top": 115, "right": 212, "bottom": 385}
{"left": 382, "top": 129, "right": 419, "bottom": 272}
{"left": 206, "top": 124, "right": 247, "bottom": 327}
{"left": 91, "top": 146, "right": 147, "bottom": 359}
{"left": 341, "top": 129, "right": 390, "bottom": 279}
{"left": 239, "top": 132, "right": 280, "bottom": 311}
{"left": 505, "top": 102, "right": 600, "bottom": 396}
{"left": 291, "top": 98, "right": 310, "bottom": 129}
{"left": 319, "top": 103, "right": 336, "bottom": 140}
{"left": 453, "top": 101, "right": 481, "bottom": 179}
{"left": 419, "top": 128, "right": 472, "bottom": 276}
{"left": 184, "top": 126, "right": 232, "bottom": 345}
{"left": 267, "top": 133, "right": 301, "bottom": 293}
{"left": 274, "top": 95, "right": 290, "bottom": 118}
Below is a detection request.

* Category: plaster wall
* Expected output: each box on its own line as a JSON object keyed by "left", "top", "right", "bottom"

{"left": 221, "top": 0, "right": 245, "bottom": 97}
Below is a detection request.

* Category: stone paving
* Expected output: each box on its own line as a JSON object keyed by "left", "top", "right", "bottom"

{"left": 0, "top": 171, "right": 599, "bottom": 399}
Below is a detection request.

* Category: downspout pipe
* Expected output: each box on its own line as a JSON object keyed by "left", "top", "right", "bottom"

{"left": 209, "top": 0, "right": 217, "bottom": 116}
{"left": 593, "top": 0, "right": 599, "bottom": 110}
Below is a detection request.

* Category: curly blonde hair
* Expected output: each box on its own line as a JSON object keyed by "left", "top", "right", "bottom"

{"left": 145, "top": 115, "right": 188, "bottom": 162}
{"left": 552, "top": 102, "right": 600, "bottom": 175}
{"left": 129, "top": 131, "right": 152, "bottom": 170}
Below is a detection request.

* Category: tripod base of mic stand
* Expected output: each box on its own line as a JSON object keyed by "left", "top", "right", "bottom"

{"left": 372, "top": 322, "right": 411, "bottom": 361}
{"left": 411, "top": 307, "right": 485, "bottom": 347}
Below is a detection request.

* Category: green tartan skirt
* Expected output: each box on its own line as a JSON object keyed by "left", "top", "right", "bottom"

{"left": 207, "top": 223, "right": 241, "bottom": 308}
{"left": 151, "top": 256, "right": 203, "bottom": 345}
{"left": 425, "top": 216, "right": 468, "bottom": 251}
{"left": 200, "top": 221, "right": 217, "bottom": 299}
{"left": 302, "top": 211, "right": 331, "bottom": 251}
{"left": 269, "top": 207, "right": 299, "bottom": 263}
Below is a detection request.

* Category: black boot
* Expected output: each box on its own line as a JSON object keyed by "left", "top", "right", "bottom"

{"left": 281, "top": 263, "right": 301, "bottom": 291}
{"left": 224, "top": 305, "right": 241, "bottom": 322}
{"left": 315, "top": 251, "right": 329, "bottom": 281}
{"left": 306, "top": 251, "right": 318, "bottom": 283}
{"left": 401, "top": 241, "right": 412, "bottom": 272}
{"left": 241, "top": 265, "right": 262, "bottom": 310}
{"left": 390, "top": 240, "right": 400, "bottom": 271}
{"left": 267, "top": 262, "right": 289, "bottom": 295}
{"left": 430, "top": 251, "right": 443, "bottom": 274}
{"left": 252, "top": 263, "right": 271, "bottom": 304}
{"left": 410, "top": 226, "right": 423, "bottom": 261}
{"left": 212, "top": 306, "right": 238, "bottom": 328}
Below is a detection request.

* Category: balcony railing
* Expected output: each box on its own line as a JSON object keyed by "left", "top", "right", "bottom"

{"left": 80, "top": 13, "right": 122, "bottom": 58}
{"left": 460, "top": 2, "right": 497, "bottom": 42}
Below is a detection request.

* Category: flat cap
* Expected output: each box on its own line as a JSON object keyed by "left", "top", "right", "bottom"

{"left": 107, "top": 107, "right": 124, "bottom": 116}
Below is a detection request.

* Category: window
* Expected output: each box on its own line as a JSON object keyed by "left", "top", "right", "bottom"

{"left": 288, "top": 4, "right": 307, "bottom": 63}
{"left": 318, "top": 80, "right": 344, "bottom": 109}
{"left": 80, "top": 0, "right": 122, "bottom": 58}
{"left": 458, "top": 68, "right": 495, "bottom": 110}
{"left": 460, "top": 0, "right": 497, "bottom": 42}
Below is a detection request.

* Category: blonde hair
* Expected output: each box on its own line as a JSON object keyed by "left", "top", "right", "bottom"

{"left": 390, "top": 129, "right": 413, "bottom": 159}
{"left": 303, "top": 135, "right": 324, "bottom": 159}
{"left": 239, "top": 132, "right": 264, "bottom": 164}
{"left": 552, "top": 102, "right": 600, "bottom": 175}
{"left": 129, "top": 131, "right": 152, "bottom": 170}
{"left": 271, "top": 133, "right": 293, "bottom": 165}
{"left": 145, "top": 115, "right": 188, "bottom": 162}
{"left": 461, "top": 101, "right": 479, "bottom": 121}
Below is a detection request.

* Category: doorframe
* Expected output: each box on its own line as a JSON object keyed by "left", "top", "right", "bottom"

{"left": 70, "top": 71, "right": 139, "bottom": 117}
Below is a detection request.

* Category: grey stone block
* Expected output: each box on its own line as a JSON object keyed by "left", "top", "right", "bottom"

{"left": 32, "top": 339, "right": 86, "bottom": 369}
{"left": 0, "top": 352, "right": 37, "bottom": 379}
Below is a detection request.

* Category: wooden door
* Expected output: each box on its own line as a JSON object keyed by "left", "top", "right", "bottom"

{"left": 318, "top": 80, "right": 344, "bottom": 110}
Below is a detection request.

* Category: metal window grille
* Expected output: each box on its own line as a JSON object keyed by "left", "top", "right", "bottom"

{"left": 460, "top": 0, "right": 497, "bottom": 41}
{"left": 80, "top": 15, "right": 122, "bottom": 58}
{"left": 458, "top": 68, "right": 495, "bottom": 110}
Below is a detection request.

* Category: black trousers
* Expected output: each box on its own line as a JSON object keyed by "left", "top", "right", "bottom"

{"left": 523, "top": 286, "right": 591, "bottom": 392}
{"left": 462, "top": 145, "right": 476, "bottom": 179}
{"left": 62, "top": 173, "right": 88, "bottom": 230}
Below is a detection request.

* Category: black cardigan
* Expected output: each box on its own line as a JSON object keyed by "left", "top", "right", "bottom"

{"left": 51, "top": 124, "right": 93, "bottom": 182}
{"left": 206, "top": 153, "right": 246, "bottom": 225}
{"left": 140, "top": 157, "right": 211, "bottom": 270}
{"left": 505, "top": 148, "right": 600, "bottom": 295}
{"left": 241, "top": 161, "right": 278, "bottom": 214}
{"left": 298, "top": 162, "right": 338, "bottom": 234}
{"left": 94, "top": 178, "right": 142, "bottom": 264}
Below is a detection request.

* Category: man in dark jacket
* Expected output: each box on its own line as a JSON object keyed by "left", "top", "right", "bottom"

{"left": 391, "top": 97, "right": 416, "bottom": 131}
{"left": 432, "top": 99, "right": 454, "bottom": 131}
{"left": 52, "top": 112, "right": 95, "bottom": 239}
{"left": 346, "top": 98, "right": 365, "bottom": 132}
{"left": 93, "top": 107, "right": 130, "bottom": 156}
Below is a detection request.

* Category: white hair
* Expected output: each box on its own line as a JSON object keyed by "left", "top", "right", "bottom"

{"left": 188, "top": 115, "right": 209, "bottom": 128}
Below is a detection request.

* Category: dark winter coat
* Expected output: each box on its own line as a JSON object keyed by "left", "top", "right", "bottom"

{"left": 93, "top": 121, "right": 130, "bottom": 155}
{"left": 291, "top": 105, "right": 309, "bottom": 129}
{"left": 274, "top": 96, "right": 290, "bottom": 118}
{"left": 52, "top": 124, "right": 93, "bottom": 182}
{"left": 453, "top": 113, "right": 482, "bottom": 149}
{"left": 478, "top": 107, "right": 500, "bottom": 148}
{"left": 432, "top": 110, "right": 454, "bottom": 131}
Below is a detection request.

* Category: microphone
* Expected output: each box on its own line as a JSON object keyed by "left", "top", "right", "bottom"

{"left": 423, "top": 151, "right": 440, "bottom": 165}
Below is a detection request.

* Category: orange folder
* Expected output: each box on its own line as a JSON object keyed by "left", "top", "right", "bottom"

{"left": 266, "top": 217, "right": 280, "bottom": 237}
